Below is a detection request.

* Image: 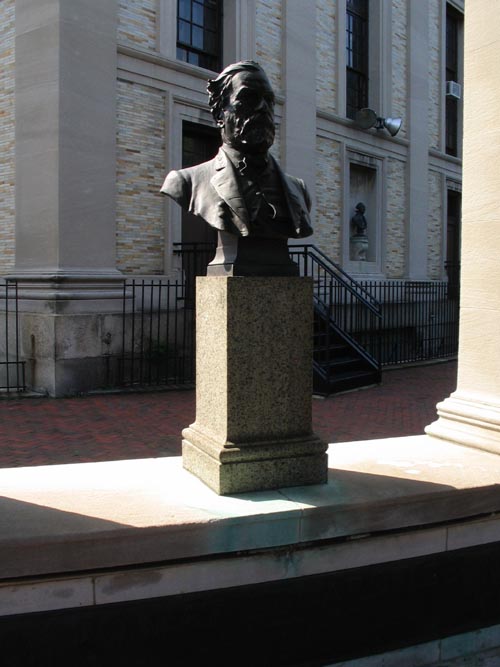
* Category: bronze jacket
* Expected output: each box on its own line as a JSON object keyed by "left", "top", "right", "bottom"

{"left": 160, "top": 148, "right": 313, "bottom": 238}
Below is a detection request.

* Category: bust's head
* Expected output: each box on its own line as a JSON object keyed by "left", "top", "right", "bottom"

{"left": 208, "top": 61, "right": 275, "bottom": 155}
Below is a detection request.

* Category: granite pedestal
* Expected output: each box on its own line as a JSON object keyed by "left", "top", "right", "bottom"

{"left": 182, "top": 276, "right": 327, "bottom": 494}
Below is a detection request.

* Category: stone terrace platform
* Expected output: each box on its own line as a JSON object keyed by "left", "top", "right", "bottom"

{"left": 3, "top": 360, "right": 500, "bottom": 665}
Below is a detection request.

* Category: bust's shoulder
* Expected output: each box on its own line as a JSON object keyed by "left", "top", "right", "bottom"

{"left": 285, "top": 173, "right": 305, "bottom": 189}
{"left": 166, "top": 156, "right": 219, "bottom": 186}
{"left": 160, "top": 157, "right": 216, "bottom": 198}
{"left": 282, "top": 170, "right": 309, "bottom": 198}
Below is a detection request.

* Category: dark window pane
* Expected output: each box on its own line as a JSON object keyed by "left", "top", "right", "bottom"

{"left": 205, "top": 30, "right": 217, "bottom": 54}
{"left": 192, "top": 25, "right": 204, "bottom": 49}
{"left": 192, "top": 1, "right": 204, "bottom": 26}
{"left": 177, "top": 46, "right": 188, "bottom": 61}
{"left": 179, "top": 0, "right": 191, "bottom": 20}
{"left": 188, "top": 51, "right": 199, "bottom": 66}
{"left": 178, "top": 19, "right": 191, "bottom": 45}
{"left": 347, "top": 0, "right": 368, "bottom": 18}
{"left": 205, "top": 7, "right": 217, "bottom": 30}
{"left": 446, "top": 98, "right": 458, "bottom": 156}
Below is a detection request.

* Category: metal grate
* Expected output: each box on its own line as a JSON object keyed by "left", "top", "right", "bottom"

{"left": 119, "top": 279, "right": 195, "bottom": 389}
{"left": 0, "top": 279, "right": 26, "bottom": 393}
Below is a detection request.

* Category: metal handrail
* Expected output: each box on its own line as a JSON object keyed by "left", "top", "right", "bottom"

{"left": 291, "top": 244, "right": 381, "bottom": 312}
{"left": 289, "top": 245, "right": 382, "bottom": 373}
{"left": 313, "top": 294, "right": 380, "bottom": 369}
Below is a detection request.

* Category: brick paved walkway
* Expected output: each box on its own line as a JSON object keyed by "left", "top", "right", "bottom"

{"left": 0, "top": 361, "right": 457, "bottom": 468}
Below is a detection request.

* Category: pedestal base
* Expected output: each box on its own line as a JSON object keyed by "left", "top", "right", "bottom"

{"left": 182, "top": 426, "right": 327, "bottom": 495}
{"left": 183, "top": 276, "right": 328, "bottom": 494}
{"left": 349, "top": 235, "right": 369, "bottom": 262}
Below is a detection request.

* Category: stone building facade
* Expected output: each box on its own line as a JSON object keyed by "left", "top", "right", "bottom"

{"left": 1, "top": 0, "right": 464, "bottom": 395}
{"left": 110, "top": 0, "right": 463, "bottom": 282}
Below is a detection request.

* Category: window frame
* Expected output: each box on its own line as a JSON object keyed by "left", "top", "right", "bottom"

{"left": 346, "top": 0, "right": 370, "bottom": 120}
{"left": 445, "top": 3, "right": 463, "bottom": 157}
{"left": 158, "top": 1, "right": 257, "bottom": 73}
{"left": 176, "top": 0, "right": 223, "bottom": 72}
{"left": 339, "top": 1, "right": 391, "bottom": 123}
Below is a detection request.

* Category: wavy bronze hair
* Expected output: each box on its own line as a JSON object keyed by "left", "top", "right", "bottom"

{"left": 207, "top": 61, "right": 266, "bottom": 124}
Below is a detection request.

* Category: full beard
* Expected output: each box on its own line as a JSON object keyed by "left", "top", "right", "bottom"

{"left": 223, "top": 113, "right": 275, "bottom": 154}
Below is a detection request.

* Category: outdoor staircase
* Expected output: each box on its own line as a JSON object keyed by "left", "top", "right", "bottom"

{"left": 290, "top": 245, "right": 382, "bottom": 395}
{"left": 312, "top": 298, "right": 381, "bottom": 394}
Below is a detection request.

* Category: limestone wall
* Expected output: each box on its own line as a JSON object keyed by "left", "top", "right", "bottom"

{"left": 428, "top": 170, "right": 443, "bottom": 279}
{"left": 385, "top": 158, "right": 406, "bottom": 279}
{"left": 315, "top": 136, "right": 342, "bottom": 264}
{"left": 0, "top": 0, "right": 15, "bottom": 274}
{"left": 116, "top": 81, "right": 166, "bottom": 275}
{"left": 316, "top": 0, "right": 337, "bottom": 115}
{"left": 117, "top": 0, "right": 157, "bottom": 52}
{"left": 428, "top": 0, "right": 441, "bottom": 150}
{"left": 391, "top": 0, "right": 408, "bottom": 141}
{"left": 255, "top": 0, "right": 282, "bottom": 92}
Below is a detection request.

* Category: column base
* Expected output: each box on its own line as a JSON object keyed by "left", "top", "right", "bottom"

{"left": 5, "top": 272, "right": 126, "bottom": 396}
{"left": 425, "top": 392, "right": 500, "bottom": 455}
{"left": 182, "top": 425, "right": 328, "bottom": 495}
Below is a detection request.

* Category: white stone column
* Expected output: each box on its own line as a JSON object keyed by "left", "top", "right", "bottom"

{"left": 405, "top": 0, "right": 429, "bottom": 280}
{"left": 14, "top": 0, "right": 119, "bottom": 281}
{"left": 12, "top": 0, "right": 123, "bottom": 395}
{"left": 426, "top": 0, "right": 500, "bottom": 454}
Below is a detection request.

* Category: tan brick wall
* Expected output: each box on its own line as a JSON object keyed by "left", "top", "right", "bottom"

{"left": 0, "top": 0, "right": 15, "bottom": 274}
{"left": 255, "top": 0, "right": 282, "bottom": 92}
{"left": 118, "top": 0, "right": 157, "bottom": 51}
{"left": 116, "top": 80, "right": 166, "bottom": 275}
{"left": 315, "top": 136, "right": 342, "bottom": 263}
{"left": 428, "top": 0, "right": 441, "bottom": 150}
{"left": 316, "top": 0, "right": 337, "bottom": 115}
{"left": 392, "top": 0, "right": 408, "bottom": 141}
{"left": 428, "top": 169, "right": 443, "bottom": 279}
{"left": 385, "top": 157, "right": 406, "bottom": 278}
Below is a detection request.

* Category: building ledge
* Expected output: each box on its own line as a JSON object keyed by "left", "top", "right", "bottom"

{"left": 1, "top": 434, "right": 500, "bottom": 616}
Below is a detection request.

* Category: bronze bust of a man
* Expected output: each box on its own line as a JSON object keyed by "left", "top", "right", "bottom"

{"left": 160, "top": 61, "right": 313, "bottom": 276}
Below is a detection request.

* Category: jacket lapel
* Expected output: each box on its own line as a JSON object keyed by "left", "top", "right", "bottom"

{"left": 209, "top": 149, "right": 311, "bottom": 237}
{"left": 210, "top": 150, "right": 249, "bottom": 227}
{"left": 273, "top": 157, "right": 310, "bottom": 234}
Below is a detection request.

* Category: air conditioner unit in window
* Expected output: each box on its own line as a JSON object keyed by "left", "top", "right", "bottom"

{"left": 446, "top": 81, "right": 462, "bottom": 100}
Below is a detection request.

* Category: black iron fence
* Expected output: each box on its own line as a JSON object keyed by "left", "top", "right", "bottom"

{"left": 359, "top": 279, "right": 459, "bottom": 366}
{"left": 118, "top": 279, "right": 195, "bottom": 388}
{"left": 0, "top": 279, "right": 26, "bottom": 393}
{"left": 117, "top": 245, "right": 459, "bottom": 389}
{"left": 173, "top": 242, "right": 216, "bottom": 307}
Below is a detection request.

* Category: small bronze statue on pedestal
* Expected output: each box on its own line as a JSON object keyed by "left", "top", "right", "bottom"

{"left": 350, "top": 202, "right": 369, "bottom": 262}
{"left": 161, "top": 61, "right": 313, "bottom": 276}
{"left": 351, "top": 202, "right": 367, "bottom": 237}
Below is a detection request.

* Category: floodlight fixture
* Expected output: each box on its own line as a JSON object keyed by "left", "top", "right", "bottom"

{"left": 354, "top": 108, "right": 402, "bottom": 137}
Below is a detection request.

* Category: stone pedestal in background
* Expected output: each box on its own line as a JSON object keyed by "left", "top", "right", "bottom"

{"left": 350, "top": 235, "right": 368, "bottom": 262}
{"left": 182, "top": 276, "right": 327, "bottom": 495}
